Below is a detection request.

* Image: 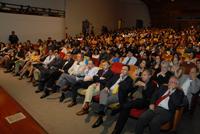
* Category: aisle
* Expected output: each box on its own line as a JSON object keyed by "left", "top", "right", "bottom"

{"left": 0, "top": 69, "right": 116, "bottom": 134}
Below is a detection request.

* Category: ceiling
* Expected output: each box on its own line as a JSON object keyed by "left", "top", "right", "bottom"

{"left": 140, "top": 0, "right": 200, "bottom": 28}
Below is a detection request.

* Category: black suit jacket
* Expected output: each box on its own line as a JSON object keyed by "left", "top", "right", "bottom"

{"left": 132, "top": 78, "right": 158, "bottom": 102}
{"left": 93, "top": 69, "right": 113, "bottom": 83}
{"left": 143, "top": 78, "right": 158, "bottom": 102}
{"left": 104, "top": 74, "right": 133, "bottom": 91}
{"left": 48, "top": 57, "right": 63, "bottom": 70}
{"left": 155, "top": 71, "right": 173, "bottom": 86}
{"left": 62, "top": 58, "right": 74, "bottom": 73}
{"left": 150, "top": 86, "right": 184, "bottom": 115}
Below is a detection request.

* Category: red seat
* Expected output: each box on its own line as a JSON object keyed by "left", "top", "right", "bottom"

{"left": 111, "top": 62, "right": 123, "bottom": 74}
{"left": 196, "top": 54, "right": 200, "bottom": 59}
{"left": 59, "top": 52, "right": 65, "bottom": 59}
{"left": 129, "top": 108, "right": 146, "bottom": 118}
{"left": 91, "top": 58, "right": 100, "bottom": 66}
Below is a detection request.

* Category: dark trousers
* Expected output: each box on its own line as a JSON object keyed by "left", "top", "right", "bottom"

{"left": 135, "top": 107, "right": 171, "bottom": 134}
{"left": 5, "top": 59, "right": 15, "bottom": 70}
{"left": 45, "top": 71, "right": 62, "bottom": 88}
{"left": 113, "top": 99, "right": 149, "bottom": 134}
{"left": 118, "top": 82, "right": 134, "bottom": 107}
{"left": 71, "top": 81, "right": 94, "bottom": 102}
{"left": 38, "top": 69, "right": 56, "bottom": 90}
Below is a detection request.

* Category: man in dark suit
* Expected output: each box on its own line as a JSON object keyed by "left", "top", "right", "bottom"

{"left": 135, "top": 76, "right": 184, "bottom": 134}
{"left": 40, "top": 52, "right": 74, "bottom": 98}
{"left": 76, "top": 61, "right": 113, "bottom": 115}
{"left": 92, "top": 65, "right": 133, "bottom": 128}
{"left": 35, "top": 52, "right": 65, "bottom": 93}
{"left": 112, "top": 69, "right": 158, "bottom": 134}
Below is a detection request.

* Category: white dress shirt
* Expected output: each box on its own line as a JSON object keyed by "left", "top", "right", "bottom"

{"left": 181, "top": 78, "right": 192, "bottom": 95}
{"left": 83, "top": 67, "right": 99, "bottom": 81}
{"left": 122, "top": 56, "right": 137, "bottom": 65}
{"left": 68, "top": 61, "right": 86, "bottom": 76}
{"left": 43, "top": 55, "right": 55, "bottom": 65}
{"left": 158, "top": 89, "right": 175, "bottom": 110}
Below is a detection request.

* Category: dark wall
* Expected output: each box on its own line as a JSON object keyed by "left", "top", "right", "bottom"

{"left": 142, "top": 0, "right": 200, "bottom": 29}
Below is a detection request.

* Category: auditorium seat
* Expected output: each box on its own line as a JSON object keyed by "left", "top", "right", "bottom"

{"left": 111, "top": 62, "right": 123, "bottom": 74}
{"left": 128, "top": 65, "right": 137, "bottom": 80}
{"left": 129, "top": 108, "right": 147, "bottom": 118}
{"left": 196, "top": 54, "right": 200, "bottom": 59}
{"left": 59, "top": 52, "right": 65, "bottom": 59}
{"left": 129, "top": 105, "right": 185, "bottom": 132}
{"left": 161, "top": 106, "right": 184, "bottom": 132}
{"left": 91, "top": 58, "right": 100, "bottom": 67}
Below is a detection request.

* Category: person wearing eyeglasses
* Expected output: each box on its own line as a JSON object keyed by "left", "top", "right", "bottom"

{"left": 135, "top": 76, "right": 184, "bottom": 134}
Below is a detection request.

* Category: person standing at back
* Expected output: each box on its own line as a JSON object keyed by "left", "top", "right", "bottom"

{"left": 9, "top": 31, "right": 19, "bottom": 45}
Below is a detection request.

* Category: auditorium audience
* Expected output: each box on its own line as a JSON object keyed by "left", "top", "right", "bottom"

{"left": 1, "top": 26, "right": 200, "bottom": 134}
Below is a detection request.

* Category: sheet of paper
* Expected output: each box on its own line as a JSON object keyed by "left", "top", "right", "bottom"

{"left": 5, "top": 112, "right": 26, "bottom": 124}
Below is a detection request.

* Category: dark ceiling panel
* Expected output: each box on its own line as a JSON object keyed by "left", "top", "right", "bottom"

{"left": 141, "top": 0, "right": 200, "bottom": 28}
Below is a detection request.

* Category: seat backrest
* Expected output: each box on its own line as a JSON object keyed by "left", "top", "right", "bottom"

{"left": 111, "top": 62, "right": 123, "bottom": 74}
{"left": 128, "top": 65, "right": 137, "bottom": 80}
{"left": 161, "top": 106, "right": 184, "bottom": 131}
{"left": 91, "top": 58, "right": 100, "bottom": 67}
{"left": 59, "top": 52, "right": 65, "bottom": 59}
{"left": 171, "top": 107, "right": 184, "bottom": 131}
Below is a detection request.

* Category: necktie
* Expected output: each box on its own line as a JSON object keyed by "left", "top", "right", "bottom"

{"left": 125, "top": 57, "right": 131, "bottom": 65}
{"left": 155, "top": 91, "right": 170, "bottom": 106}
{"left": 62, "top": 60, "right": 68, "bottom": 69}
{"left": 102, "top": 70, "right": 107, "bottom": 76}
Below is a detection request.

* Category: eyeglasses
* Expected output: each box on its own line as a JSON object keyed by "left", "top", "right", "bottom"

{"left": 169, "top": 81, "right": 177, "bottom": 84}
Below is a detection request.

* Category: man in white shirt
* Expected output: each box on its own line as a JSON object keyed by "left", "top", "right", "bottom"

{"left": 179, "top": 67, "right": 200, "bottom": 110}
{"left": 56, "top": 53, "right": 86, "bottom": 89}
{"left": 185, "top": 67, "right": 200, "bottom": 114}
{"left": 42, "top": 50, "right": 56, "bottom": 66}
{"left": 67, "top": 60, "right": 99, "bottom": 107}
{"left": 135, "top": 76, "right": 184, "bottom": 134}
{"left": 122, "top": 51, "right": 137, "bottom": 65}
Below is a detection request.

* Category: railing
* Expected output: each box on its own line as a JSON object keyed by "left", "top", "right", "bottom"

{"left": 0, "top": 2, "right": 65, "bottom": 17}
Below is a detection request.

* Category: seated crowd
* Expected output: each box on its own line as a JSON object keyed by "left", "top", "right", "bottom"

{"left": 0, "top": 26, "right": 200, "bottom": 134}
